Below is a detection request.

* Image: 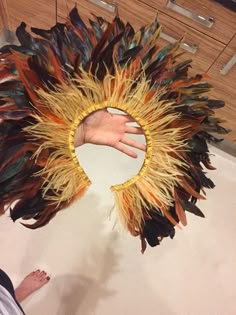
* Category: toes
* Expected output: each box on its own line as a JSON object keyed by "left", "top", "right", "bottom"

{"left": 29, "top": 270, "right": 46, "bottom": 280}
{"left": 25, "top": 269, "right": 50, "bottom": 283}
{"left": 42, "top": 276, "right": 50, "bottom": 283}
{"left": 39, "top": 271, "right": 47, "bottom": 280}
{"left": 40, "top": 275, "right": 50, "bottom": 286}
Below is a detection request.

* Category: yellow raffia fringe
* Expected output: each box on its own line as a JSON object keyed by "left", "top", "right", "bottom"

{"left": 25, "top": 67, "right": 187, "bottom": 232}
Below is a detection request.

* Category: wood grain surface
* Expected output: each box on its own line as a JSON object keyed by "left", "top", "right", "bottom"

{"left": 119, "top": 0, "right": 225, "bottom": 73}
{"left": 3, "top": 0, "right": 56, "bottom": 31}
{"left": 0, "top": 0, "right": 10, "bottom": 31}
{"left": 57, "top": 0, "right": 115, "bottom": 24}
{"left": 207, "top": 35, "right": 236, "bottom": 142}
{"left": 141, "top": 0, "right": 236, "bottom": 44}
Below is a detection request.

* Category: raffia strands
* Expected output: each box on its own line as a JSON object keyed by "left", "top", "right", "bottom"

{"left": 24, "top": 84, "right": 92, "bottom": 204}
{"left": 25, "top": 66, "right": 188, "bottom": 230}
{"left": 106, "top": 71, "right": 188, "bottom": 233}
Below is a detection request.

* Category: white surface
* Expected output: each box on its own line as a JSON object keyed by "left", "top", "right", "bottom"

{"left": 0, "top": 143, "right": 236, "bottom": 315}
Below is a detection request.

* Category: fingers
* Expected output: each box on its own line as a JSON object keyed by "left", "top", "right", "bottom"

{"left": 114, "top": 136, "right": 146, "bottom": 158}
{"left": 114, "top": 142, "right": 138, "bottom": 158}
{"left": 121, "top": 136, "right": 146, "bottom": 152}
{"left": 125, "top": 126, "right": 144, "bottom": 135}
{"left": 117, "top": 114, "right": 137, "bottom": 123}
{"left": 117, "top": 114, "right": 145, "bottom": 136}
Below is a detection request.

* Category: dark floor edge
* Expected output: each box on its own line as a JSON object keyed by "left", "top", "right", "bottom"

{"left": 211, "top": 139, "right": 236, "bottom": 158}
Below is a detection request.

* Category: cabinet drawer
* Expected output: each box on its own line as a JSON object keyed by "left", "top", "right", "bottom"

{"left": 207, "top": 36, "right": 236, "bottom": 142}
{"left": 118, "top": 0, "right": 224, "bottom": 74}
{"left": 57, "top": 0, "right": 116, "bottom": 23}
{"left": 141, "top": 0, "right": 236, "bottom": 45}
{"left": 57, "top": 0, "right": 224, "bottom": 74}
{"left": 4, "top": 0, "right": 57, "bottom": 31}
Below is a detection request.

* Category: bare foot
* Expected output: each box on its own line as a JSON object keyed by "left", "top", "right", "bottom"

{"left": 15, "top": 270, "right": 50, "bottom": 303}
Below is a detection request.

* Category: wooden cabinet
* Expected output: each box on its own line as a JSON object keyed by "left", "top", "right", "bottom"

{"left": 207, "top": 35, "right": 236, "bottom": 141}
{"left": 118, "top": 1, "right": 225, "bottom": 74}
{"left": 3, "top": 0, "right": 57, "bottom": 31}
{"left": 141, "top": 0, "right": 236, "bottom": 44}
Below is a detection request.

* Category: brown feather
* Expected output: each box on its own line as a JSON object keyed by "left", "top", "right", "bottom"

{"left": 180, "top": 178, "right": 206, "bottom": 200}
{"left": 174, "top": 190, "right": 187, "bottom": 226}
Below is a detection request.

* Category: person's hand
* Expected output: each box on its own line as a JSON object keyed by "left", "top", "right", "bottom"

{"left": 74, "top": 109, "right": 146, "bottom": 158}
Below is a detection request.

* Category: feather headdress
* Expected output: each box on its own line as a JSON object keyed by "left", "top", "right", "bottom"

{"left": 0, "top": 7, "right": 229, "bottom": 251}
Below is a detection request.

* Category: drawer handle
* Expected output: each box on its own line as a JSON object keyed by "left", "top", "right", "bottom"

{"left": 88, "top": 0, "right": 117, "bottom": 13}
{"left": 167, "top": 0, "right": 214, "bottom": 28}
{"left": 220, "top": 54, "right": 236, "bottom": 75}
{"left": 160, "top": 32, "right": 198, "bottom": 54}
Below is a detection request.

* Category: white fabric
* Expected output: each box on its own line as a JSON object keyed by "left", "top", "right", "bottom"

{"left": 0, "top": 285, "right": 23, "bottom": 315}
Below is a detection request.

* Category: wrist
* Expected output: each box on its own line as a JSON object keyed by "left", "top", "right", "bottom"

{"left": 74, "top": 122, "right": 85, "bottom": 147}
